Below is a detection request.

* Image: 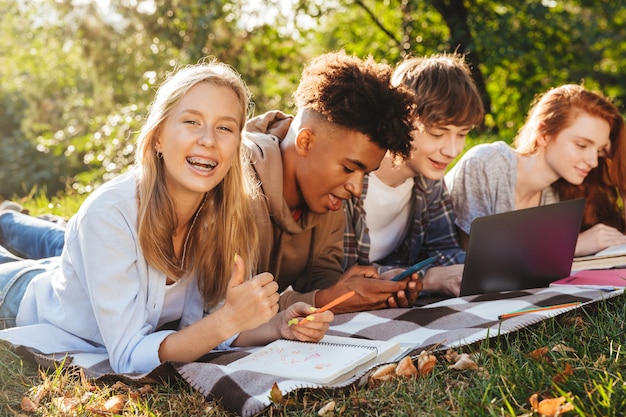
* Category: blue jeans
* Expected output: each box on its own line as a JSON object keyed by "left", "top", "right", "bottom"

{"left": 0, "top": 212, "right": 65, "bottom": 329}
{"left": 0, "top": 211, "right": 65, "bottom": 259}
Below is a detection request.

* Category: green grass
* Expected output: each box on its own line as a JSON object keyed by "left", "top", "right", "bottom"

{"left": 1, "top": 292, "right": 624, "bottom": 416}
{"left": 3, "top": 137, "right": 625, "bottom": 416}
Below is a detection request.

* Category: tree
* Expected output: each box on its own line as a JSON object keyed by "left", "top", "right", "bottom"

{"left": 304, "top": 0, "right": 626, "bottom": 136}
{"left": 2, "top": 0, "right": 625, "bottom": 198}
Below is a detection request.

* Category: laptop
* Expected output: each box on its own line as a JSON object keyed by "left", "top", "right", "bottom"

{"left": 459, "top": 199, "right": 585, "bottom": 296}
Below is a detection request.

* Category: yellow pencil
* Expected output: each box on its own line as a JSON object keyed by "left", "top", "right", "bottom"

{"left": 498, "top": 302, "right": 582, "bottom": 320}
{"left": 297, "top": 291, "right": 356, "bottom": 325}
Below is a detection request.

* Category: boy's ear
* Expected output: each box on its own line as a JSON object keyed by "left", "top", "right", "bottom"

{"left": 294, "top": 128, "right": 314, "bottom": 156}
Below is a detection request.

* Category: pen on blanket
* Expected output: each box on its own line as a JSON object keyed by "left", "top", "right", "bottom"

{"left": 498, "top": 302, "right": 582, "bottom": 320}
{"left": 296, "top": 290, "right": 356, "bottom": 325}
{"left": 391, "top": 256, "right": 440, "bottom": 282}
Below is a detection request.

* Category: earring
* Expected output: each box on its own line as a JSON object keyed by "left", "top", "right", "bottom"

{"left": 156, "top": 150, "right": 163, "bottom": 159}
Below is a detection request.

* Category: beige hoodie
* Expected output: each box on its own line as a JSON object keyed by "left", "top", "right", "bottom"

{"left": 244, "top": 111, "right": 345, "bottom": 309}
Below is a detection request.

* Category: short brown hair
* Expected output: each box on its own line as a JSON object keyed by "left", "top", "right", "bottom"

{"left": 392, "top": 53, "right": 484, "bottom": 129}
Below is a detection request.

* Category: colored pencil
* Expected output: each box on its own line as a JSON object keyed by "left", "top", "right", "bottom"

{"left": 297, "top": 290, "right": 356, "bottom": 325}
{"left": 498, "top": 302, "right": 582, "bottom": 320}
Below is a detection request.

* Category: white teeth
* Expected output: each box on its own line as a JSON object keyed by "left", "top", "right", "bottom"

{"left": 187, "top": 157, "right": 217, "bottom": 170}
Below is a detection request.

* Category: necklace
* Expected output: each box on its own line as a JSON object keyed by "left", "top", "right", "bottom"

{"left": 178, "top": 193, "right": 207, "bottom": 271}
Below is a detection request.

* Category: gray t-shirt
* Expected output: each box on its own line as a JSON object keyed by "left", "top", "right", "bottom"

{"left": 444, "top": 141, "right": 558, "bottom": 234}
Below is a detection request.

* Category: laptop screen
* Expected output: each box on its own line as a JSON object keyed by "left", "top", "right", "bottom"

{"left": 459, "top": 199, "right": 585, "bottom": 296}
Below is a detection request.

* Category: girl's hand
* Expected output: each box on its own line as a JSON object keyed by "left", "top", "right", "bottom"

{"left": 575, "top": 224, "right": 626, "bottom": 257}
{"left": 220, "top": 255, "right": 279, "bottom": 333}
{"left": 278, "top": 302, "right": 333, "bottom": 342}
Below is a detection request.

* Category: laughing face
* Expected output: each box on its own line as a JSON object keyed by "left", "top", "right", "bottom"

{"left": 543, "top": 112, "right": 611, "bottom": 185}
{"left": 293, "top": 123, "right": 386, "bottom": 214}
{"left": 155, "top": 82, "right": 242, "bottom": 200}
{"left": 405, "top": 123, "right": 471, "bottom": 180}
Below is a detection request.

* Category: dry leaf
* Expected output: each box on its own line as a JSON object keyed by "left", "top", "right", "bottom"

{"left": 268, "top": 382, "right": 295, "bottom": 406}
{"left": 103, "top": 395, "right": 126, "bottom": 413}
{"left": 318, "top": 400, "right": 335, "bottom": 416}
{"left": 268, "top": 382, "right": 284, "bottom": 404}
{"left": 351, "top": 397, "right": 369, "bottom": 407}
{"left": 20, "top": 397, "right": 38, "bottom": 412}
{"left": 52, "top": 397, "right": 81, "bottom": 413}
{"left": 444, "top": 349, "right": 459, "bottom": 363}
{"left": 396, "top": 356, "right": 418, "bottom": 377}
{"left": 552, "top": 344, "right": 575, "bottom": 353}
{"left": 448, "top": 353, "right": 478, "bottom": 370}
{"left": 129, "top": 384, "right": 153, "bottom": 400}
{"left": 28, "top": 384, "right": 46, "bottom": 407}
{"left": 110, "top": 381, "right": 129, "bottom": 391}
{"left": 80, "top": 392, "right": 94, "bottom": 403}
{"left": 417, "top": 351, "right": 437, "bottom": 376}
{"left": 552, "top": 363, "right": 574, "bottom": 384}
{"left": 368, "top": 363, "right": 397, "bottom": 387}
{"left": 562, "top": 316, "right": 585, "bottom": 329}
{"left": 529, "top": 346, "right": 550, "bottom": 361}
{"left": 529, "top": 393, "right": 575, "bottom": 416}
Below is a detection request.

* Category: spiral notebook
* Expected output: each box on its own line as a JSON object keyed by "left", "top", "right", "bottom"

{"left": 227, "top": 335, "right": 402, "bottom": 384}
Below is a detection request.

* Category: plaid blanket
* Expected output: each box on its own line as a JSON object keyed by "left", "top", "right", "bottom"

{"left": 15, "top": 286, "right": 624, "bottom": 416}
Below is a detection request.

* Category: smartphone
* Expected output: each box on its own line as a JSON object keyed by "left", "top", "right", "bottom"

{"left": 390, "top": 256, "right": 439, "bottom": 281}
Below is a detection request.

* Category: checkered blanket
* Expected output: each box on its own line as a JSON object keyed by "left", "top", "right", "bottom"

{"left": 16, "top": 286, "right": 624, "bottom": 417}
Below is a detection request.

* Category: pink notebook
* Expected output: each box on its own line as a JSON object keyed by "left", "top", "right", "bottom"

{"left": 550, "top": 268, "right": 626, "bottom": 289}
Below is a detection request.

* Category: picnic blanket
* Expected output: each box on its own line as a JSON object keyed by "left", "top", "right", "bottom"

{"left": 13, "top": 286, "right": 624, "bottom": 416}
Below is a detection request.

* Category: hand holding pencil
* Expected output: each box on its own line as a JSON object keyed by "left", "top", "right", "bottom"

{"left": 281, "top": 301, "right": 334, "bottom": 343}
{"left": 296, "top": 291, "right": 355, "bottom": 325}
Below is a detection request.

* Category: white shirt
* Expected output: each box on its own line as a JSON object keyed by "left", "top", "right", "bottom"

{"left": 0, "top": 170, "right": 235, "bottom": 373}
{"left": 363, "top": 173, "right": 414, "bottom": 262}
{"left": 158, "top": 277, "right": 192, "bottom": 329}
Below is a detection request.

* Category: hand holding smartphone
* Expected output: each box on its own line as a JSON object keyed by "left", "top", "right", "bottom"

{"left": 390, "top": 256, "right": 440, "bottom": 282}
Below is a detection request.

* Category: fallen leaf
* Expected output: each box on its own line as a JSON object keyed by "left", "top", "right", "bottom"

{"left": 529, "top": 347, "right": 550, "bottom": 361}
{"left": 268, "top": 382, "right": 284, "bottom": 404}
{"left": 396, "top": 356, "right": 418, "bottom": 377}
{"left": 552, "top": 363, "right": 574, "bottom": 384}
{"left": 552, "top": 344, "right": 575, "bottom": 353}
{"left": 20, "top": 397, "right": 38, "bottom": 412}
{"left": 318, "top": 400, "right": 335, "bottom": 416}
{"left": 52, "top": 397, "right": 81, "bottom": 413}
{"left": 529, "top": 393, "right": 575, "bottom": 416}
{"left": 79, "top": 392, "right": 94, "bottom": 403}
{"left": 110, "top": 381, "right": 129, "bottom": 391}
{"left": 268, "top": 382, "right": 295, "bottom": 406}
{"left": 562, "top": 316, "right": 585, "bottom": 329}
{"left": 129, "top": 384, "right": 153, "bottom": 400}
{"left": 30, "top": 384, "right": 46, "bottom": 405}
{"left": 444, "top": 349, "right": 459, "bottom": 363}
{"left": 417, "top": 351, "right": 437, "bottom": 376}
{"left": 351, "top": 397, "right": 369, "bottom": 408}
{"left": 448, "top": 353, "right": 478, "bottom": 370}
{"left": 103, "top": 395, "right": 126, "bottom": 413}
{"left": 368, "top": 363, "right": 397, "bottom": 387}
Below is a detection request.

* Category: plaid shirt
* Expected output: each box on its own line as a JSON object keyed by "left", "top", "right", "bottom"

{"left": 343, "top": 174, "right": 465, "bottom": 273}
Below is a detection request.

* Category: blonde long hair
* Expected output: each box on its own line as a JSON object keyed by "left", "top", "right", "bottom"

{"left": 135, "top": 60, "right": 258, "bottom": 308}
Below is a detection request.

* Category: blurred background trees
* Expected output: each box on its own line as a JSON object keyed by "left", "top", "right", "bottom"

{"left": 1, "top": 0, "right": 624, "bottom": 199}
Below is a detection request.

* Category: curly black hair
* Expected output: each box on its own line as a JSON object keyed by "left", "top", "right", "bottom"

{"left": 293, "top": 51, "right": 415, "bottom": 160}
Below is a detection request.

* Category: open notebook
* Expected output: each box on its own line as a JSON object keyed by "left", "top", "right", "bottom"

{"left": 227, "top": 335, "right": 405, "bottom": 385}
{"left": 571, "top": 243, "right": 626, "bottom": 271}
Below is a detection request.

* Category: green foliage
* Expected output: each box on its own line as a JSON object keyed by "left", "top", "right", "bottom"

{"left": 1, "top": 0, "right": 625, "bottom": 198}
